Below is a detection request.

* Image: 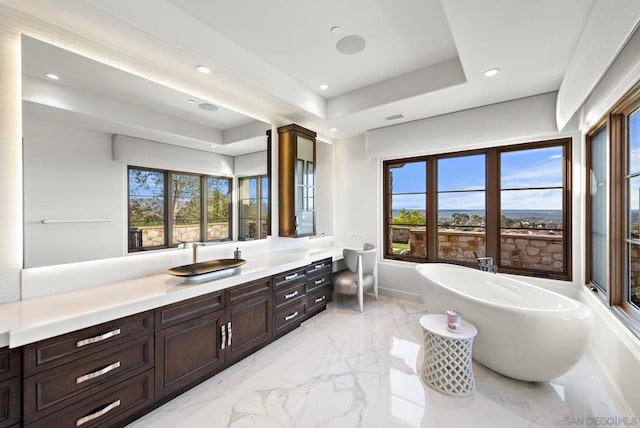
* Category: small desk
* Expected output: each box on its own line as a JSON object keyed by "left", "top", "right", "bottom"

{"left": 419, "top": 314, "right": 477, "bottom": 397}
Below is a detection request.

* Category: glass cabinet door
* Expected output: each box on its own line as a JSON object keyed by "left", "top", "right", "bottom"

{"left": 295, "top": 136, "right": 315, "bottom": 236}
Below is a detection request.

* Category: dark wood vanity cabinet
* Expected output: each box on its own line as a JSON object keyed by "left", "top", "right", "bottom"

{"left": 226, "top": 278, "right": 273, "bottom": 364}
{"left": 0, "top": 348, "right": 21, "bottom": 428}
{"left": 277, "top": 124, "right": 317, "bottom": 238}
{"left": 22, "top": 311, "right": 155, "bottom": 427}
{"left": 155, "top": 279, "right": 273, "bottom": 399}
{"left": 273, "top": 266, "right": 307, "bottom": 337}
{"left": 10, "top": 258, "right": 331, "bottom": 427}
{"left": 305, "top": 257, "right": 333, "bottom": 317}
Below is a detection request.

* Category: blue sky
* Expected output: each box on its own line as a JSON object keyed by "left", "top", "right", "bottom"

{"left": 391, "top": 146, "right": 564, "bottom": 210}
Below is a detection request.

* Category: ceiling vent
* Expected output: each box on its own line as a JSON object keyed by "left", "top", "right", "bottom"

{"left": 385, "top": 114, "right": 404, "bottom": 121}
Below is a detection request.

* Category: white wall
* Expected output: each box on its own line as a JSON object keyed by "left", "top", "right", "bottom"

{"left": 234, "top": 151, "right": 267, "bottom": 176}
{"left": 23, "top": 119, "right": 124, "bottom": 267}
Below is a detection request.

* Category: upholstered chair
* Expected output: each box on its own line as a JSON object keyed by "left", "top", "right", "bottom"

{"left": 333, "top": 244, "right": 378, "bottom": 312}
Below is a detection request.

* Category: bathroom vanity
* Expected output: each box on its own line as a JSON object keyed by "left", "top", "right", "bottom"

{"left": 0, "top": 249, "right": 337, "bottom": 427}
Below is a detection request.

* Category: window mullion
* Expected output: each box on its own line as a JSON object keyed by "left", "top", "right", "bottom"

{"left": 201, "top": 176, "right": 207, "bottom": 242}
{"left": 166, "top": 171, "right": 173, "bottom": 247}
{"left": 486, "top": 149, "right": 499, "bottom": 263}
{"left": 610, "top": 113, "right": 626, "bottom": 306}
{"left": 427, "top": 157, "right": 438, "bottom": 262}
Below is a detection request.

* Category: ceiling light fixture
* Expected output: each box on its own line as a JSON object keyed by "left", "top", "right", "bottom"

{"left": 336, "top": 35, "right": 366, "bottom": 55}
{"left": 483, "top": 68, "right": 500, "bottom": 77}
{"left": 195, "top": 65, "right": 211, "bottom": 74}
{"left": 187, "top": 99, "right": 196, "bottom": 104}
{"left": 210, "top": 144, "right": 217, "bottom": 148}
{"left": 330, "top": 26, "right": 342, "bottom": 35}
{"left": 330, "top": 128, "right": 337, "bottom": 132}
{"left": 198, "top": 102, "right": 219, "bottom": 111}
{"left": 44, "top": 73, "right": 59, "bottom": 80}
{"left": 318, "top": 83, "right": 329, "bottom": 91}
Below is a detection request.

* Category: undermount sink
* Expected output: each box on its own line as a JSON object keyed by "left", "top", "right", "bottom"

{"left": 168, "top": 259, "right": 246, "bottom": 284}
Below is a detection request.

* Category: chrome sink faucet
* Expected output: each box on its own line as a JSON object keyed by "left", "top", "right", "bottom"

{"left": 474, "top": 252, "right": 498, "bottom": 273}
{"left": 178, "top": 241, "right": 203, "bottom": 264}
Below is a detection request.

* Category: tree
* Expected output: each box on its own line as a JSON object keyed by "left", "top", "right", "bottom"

{"left": 392, "top": 209, "right": 426, "bottom": 226}
{"left": 451, "top": 212, "right": 469, "bottom": 225}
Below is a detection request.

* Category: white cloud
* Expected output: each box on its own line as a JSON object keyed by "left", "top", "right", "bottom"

{"left": 501, "top": 189, "right": 562, "bottom": 210}
{"left": 501, "top": 159, "right": 562, "bottom": 188}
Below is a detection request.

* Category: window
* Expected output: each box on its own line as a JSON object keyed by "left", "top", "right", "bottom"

{"left": 238, "top": 175, "right": 269, "bottom": 240}
{"left": 383, "top": 138, "right": 571, "bottom": 280}
{"left": 587, "top": 125, "right": 609, "bottom": 293}
{"left": 438, "top": 154, "right": 486, "bottom": 262}
{"left": 586, "top": 82, "right": 640, "bottom": 334}
{"left": 128, "top": 166, "right": 231, "bottom": 252}
{"left": 384, "top": 160, "right": 427, "bottom": 261}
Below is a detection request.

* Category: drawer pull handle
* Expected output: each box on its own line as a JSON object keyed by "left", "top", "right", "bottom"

{"left": 76, "top": 361, "right": 121, "bottom": 384}
{"left": 76, "top": 328, "right": 121, "bottom": 348}
{"left": 314, "top": 278, "right": 324, "bottom": 285}
{"left": 314, "top": 296, "right": 326, "bottom": 303}
{"left": 76, "top": 399, "right": 121, "bottom": 426}
{"left": 284, "top": 311, "right": 299, "bottom": 321}
{"left": 221, "top": 325, "right": 226, "bottom": 350}
{"left": 284, "top": 290, "right": 299, "bottom": 299}
{"left": 314, "top": 264, "right": 325, "bottom": 270}
{"left": 227, "top": 322, "right": 232, "bottom": 347}
{"left": 284, "top": 273, "right": 299, "bottom": 281}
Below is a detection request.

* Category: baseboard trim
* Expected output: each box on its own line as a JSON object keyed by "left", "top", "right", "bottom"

{"left": 378, "top": 287, "right": 422, "bottom": 303}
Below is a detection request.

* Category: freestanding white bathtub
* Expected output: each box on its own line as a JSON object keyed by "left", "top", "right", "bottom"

{"left": 416, "top": 263, "right": 593, "bottom": 382}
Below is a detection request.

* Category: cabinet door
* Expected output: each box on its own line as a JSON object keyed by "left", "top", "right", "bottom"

{"left": 227, "top": 291, "right": 272, "bottom": 364}
{"left": 155, "top": 310, "right": 226, "bottom": 399}
{"left": 0, "top": 376, "right": 20, "bottom": 428}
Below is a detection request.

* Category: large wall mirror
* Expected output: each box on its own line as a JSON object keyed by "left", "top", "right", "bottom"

{"left": 21, "top": 35, "right": 271, "bottom": 268}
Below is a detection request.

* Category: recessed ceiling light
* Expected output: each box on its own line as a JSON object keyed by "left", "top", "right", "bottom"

{"left": 187, "top": 99, "right": 196, "bottom": 104}
{"left": 198, "top": 102, "right": 219, "bottom": 111}
{"left": 210, "top": 144, "right": 216, "bottom": 148}
{"left": 330, "top": 26, "right": 342, "bottom": 35}
{"left": 483, "top": 68, "right": 500, "bottom": 77}
{"left": 44, "top": 73, "right": 59, "bottom": 80}
{"left": 330, "top": 128, "right": 337, "bottom": 132}
{"left": 195, "top": 65, "right": 211, "bottom": 74}
{"left": 318, "top": 83, "right": 329, "bottom": 91}
{"left": 336, "top": 35, "right": 366, "bottom": 55}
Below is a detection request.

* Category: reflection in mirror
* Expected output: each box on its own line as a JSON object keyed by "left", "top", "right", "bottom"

{"left": 296, "top": 136, "right": 315, "bottom": 236}
{"left": 21, "top": 35, "right": 270, "bottom": 268}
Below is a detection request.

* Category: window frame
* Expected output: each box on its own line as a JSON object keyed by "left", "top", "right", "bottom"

{"left": 586, "top": 83, "right": 640, "bottom": 335}
{"left": 237, "top": 174, "right": 270, "bottom": 241}
{"left": 382, "top": 138, "right": 572, "bottom": 281}
{"left": 127, "top": 165, "right": 232, "bottom": 252}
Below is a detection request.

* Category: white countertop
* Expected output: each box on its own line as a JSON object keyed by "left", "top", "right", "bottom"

{"left": 0, "top": 247, "right": 342, "bottom": 348}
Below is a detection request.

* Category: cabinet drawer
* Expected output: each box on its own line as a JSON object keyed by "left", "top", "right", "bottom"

{"left": 24, "top": 334, "right": 153, "bottom": 423}
{"left": 305, "top": 258, "right": 332, "bottom": 277}
{"left": 0, "top": 348, "right": 20, "bottom": 383}
{"left": 274, "top": 283, "right": 306, "bottom": 310}
{"left": 27, "top": 369, "right": 154, "bottom": 428}
{"left": 24, "top": 311, "right": 153, "bottom": 376}
{"left": 0, "top": 376, "right": 21, "bottom": 428}
{"left": 228, "top": 278, "right": 271, "bottom": 304}
{"left": 273, "top": 267, "right": 306, "bottom": 289}
{"left": 274, "top": 302, "right": 306, "bottom": 335}
{"left": 306, "top": 273, "right": 331, "bottom": 294}
{"left": 307, "top": 286, "right": 332, "bottom": 315}
{"left": 155, "top": 291, "right": 225, "bottom": 330}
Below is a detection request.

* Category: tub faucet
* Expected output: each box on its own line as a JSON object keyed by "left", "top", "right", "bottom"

{"left": 475, "top": 254, "right": 498, "bottom": 274}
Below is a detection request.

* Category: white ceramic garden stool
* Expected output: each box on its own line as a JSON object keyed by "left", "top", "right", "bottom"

{"left": 419, "top": 314, "right": 478, "bottom": 397}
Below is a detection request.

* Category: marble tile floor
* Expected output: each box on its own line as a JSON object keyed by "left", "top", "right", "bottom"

{"left": 128, "top": 295, "right": 634, "bottom": 428}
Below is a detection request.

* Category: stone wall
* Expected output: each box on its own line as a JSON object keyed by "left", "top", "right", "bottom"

{"left": 136, "top": 223, "right": 230, "bottom": 247}
{"left": 400, "top": 228, "right": 564, "bottom": 272}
